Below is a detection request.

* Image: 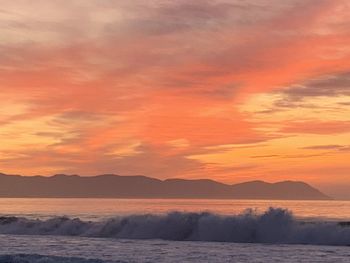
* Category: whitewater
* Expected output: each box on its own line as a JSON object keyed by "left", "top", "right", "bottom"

{"left": 0, "top": 208, "right": 349, "bottom": 246}
{"left": 1, "top": 200, "right": 349, "bottom": 262}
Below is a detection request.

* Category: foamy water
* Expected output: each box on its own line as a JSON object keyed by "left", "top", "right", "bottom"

{"left": 0, "top": 208, "right": 349, "bottom": 246}
{"left": 0, "top": 199, "right": 349, "bottom": 262}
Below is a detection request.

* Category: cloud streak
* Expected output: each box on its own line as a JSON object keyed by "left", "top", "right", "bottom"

{"left": 0, "top": 0, "right": 350, "bottom": 197}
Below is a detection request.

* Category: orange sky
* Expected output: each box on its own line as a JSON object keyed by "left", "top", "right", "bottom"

{"left": 1, "top": 0, "right": 350, "bottom": 198}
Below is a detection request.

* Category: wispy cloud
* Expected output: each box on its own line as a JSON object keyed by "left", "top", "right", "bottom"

{"left": 0, "top": 0, "right": 350, "bottom": 197}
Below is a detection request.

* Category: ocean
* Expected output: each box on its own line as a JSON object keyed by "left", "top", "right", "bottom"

{"left": 0, "top": 199, "right": 349, "bottom": 262}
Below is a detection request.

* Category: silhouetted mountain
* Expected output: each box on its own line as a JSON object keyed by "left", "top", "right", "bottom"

{"left": 0, "top": 173, "right": 330, "bottom": 200}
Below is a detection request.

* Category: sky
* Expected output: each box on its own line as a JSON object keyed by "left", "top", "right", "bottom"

{"left": 0, "top": 0, "right": 350, "bottom": 198}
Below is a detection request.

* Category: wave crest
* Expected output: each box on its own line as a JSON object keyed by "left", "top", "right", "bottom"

{"left": 0, "top": 208, "right": 349, "bottom": 246}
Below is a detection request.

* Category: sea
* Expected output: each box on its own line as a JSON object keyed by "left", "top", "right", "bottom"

{"left": 0, "top": 198, "right": 349, "bottom": 263}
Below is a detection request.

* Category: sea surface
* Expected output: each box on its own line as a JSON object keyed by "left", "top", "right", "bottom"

{"left": 0, "top": 199, "right": 349, "bottom": 263}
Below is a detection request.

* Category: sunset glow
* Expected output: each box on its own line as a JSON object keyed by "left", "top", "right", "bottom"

{"left": 1, "top": 0, "right": 350, "bottom": 198}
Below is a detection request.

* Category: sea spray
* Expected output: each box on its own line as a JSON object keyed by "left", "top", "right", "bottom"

{"left": 0, "top": 208, "right": 349, "bottom": 246}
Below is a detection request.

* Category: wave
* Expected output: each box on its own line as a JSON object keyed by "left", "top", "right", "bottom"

{"left": 0, "top": 208, "right": 349, "bottom": 246}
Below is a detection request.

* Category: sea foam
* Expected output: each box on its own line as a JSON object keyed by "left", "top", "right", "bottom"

{"left": 0, "top": 208, "right": 349, "bottom": 246}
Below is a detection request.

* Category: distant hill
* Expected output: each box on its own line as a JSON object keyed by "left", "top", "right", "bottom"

{"left": 0, "top": 173, "right": 330, "bottom": 200}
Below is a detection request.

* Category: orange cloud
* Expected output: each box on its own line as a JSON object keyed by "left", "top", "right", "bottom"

{"left": 282, "top": 121, "right": 350, "bottom": 134}
{"left": 0, "top": 0, "right": 350, "bottom": 198}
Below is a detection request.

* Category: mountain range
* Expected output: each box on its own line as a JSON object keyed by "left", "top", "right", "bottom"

{"left": 0, "top": 173, "right": 330, "bottom": 200}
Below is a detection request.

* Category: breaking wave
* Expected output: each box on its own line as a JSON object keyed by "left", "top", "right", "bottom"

{"left": 0, "top": 208, "right": 349, "bottom": 246}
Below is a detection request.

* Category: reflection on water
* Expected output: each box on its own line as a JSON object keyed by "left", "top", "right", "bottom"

{"left": 0, "top": 198, "right": 349, "bottom": 221}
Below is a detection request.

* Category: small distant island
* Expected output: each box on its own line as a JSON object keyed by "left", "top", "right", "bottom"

{"left": 0, "top": 173, "right": 330, "bottom": 200}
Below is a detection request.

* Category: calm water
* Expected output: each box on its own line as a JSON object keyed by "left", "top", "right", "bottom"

{"left": 0, "top": 198, "right": 349, "bottom": 221}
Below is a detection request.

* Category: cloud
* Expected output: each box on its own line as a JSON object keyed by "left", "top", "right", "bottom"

{"left": 278, "top": 72, "right": 350, "bottom": 103}
{"left": 302, "top": 144, "right": 350, "bottom": 151}
{"left": 0, "top": 0, "right": 350, "bottom": 195}
{"left": 120, "top": 1, "right": 238, "bottom": 36}
{"left": 0, "top": 142, "right": 206, "bottom": 178}
{"left": 281, "top": 121, "right": 350, "bottom": 134}
{"left": 250, "top": 154, "right": 279, "bottom": 159}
